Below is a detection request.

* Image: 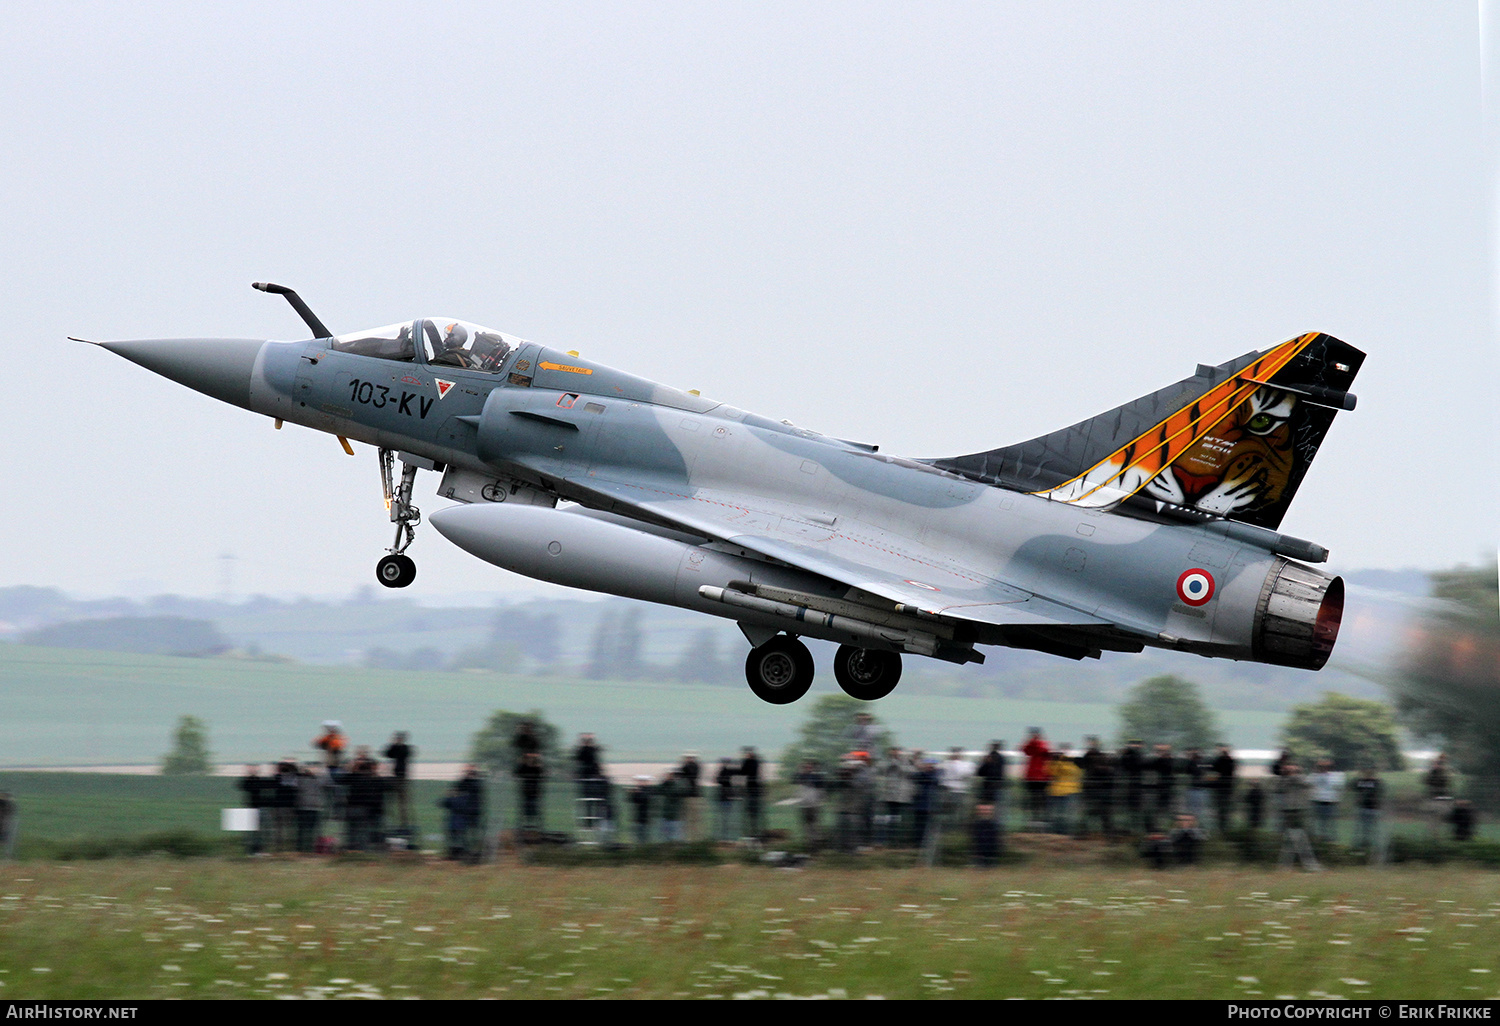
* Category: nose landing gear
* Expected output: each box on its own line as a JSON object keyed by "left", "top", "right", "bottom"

{"left": 376, "top": 448, "right": 421, "bottom": 589}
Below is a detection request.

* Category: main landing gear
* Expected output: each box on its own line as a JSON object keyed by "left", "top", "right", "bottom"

{"left": 376, "top": 448, "right": 420, "bottom": 589}
{"left": 744, "top": 635, "right": 815, "bottom": 705}
{"left": 833, "top": 644, "right": 902, "bottom": 701}
{"left": 742, "top": 637, "right": 906, "bottom": 704}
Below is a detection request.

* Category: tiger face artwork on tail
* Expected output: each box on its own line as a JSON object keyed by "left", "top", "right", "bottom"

{"left": 1030, "top": 333, "right": 1318, "bottom": 515}
{"left": 940, "top": 330, "right": 1360, "bottom": 533}
{"left": 1144, "top": 386, "right": 1297, "bottom": 517}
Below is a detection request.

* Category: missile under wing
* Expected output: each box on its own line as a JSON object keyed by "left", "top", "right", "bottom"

{"left": 89, "top": 284, "right": 1362, "bottom": 704}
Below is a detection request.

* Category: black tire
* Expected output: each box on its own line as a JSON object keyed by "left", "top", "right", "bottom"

{"left": 833, "top": 644, "right": 902, "bottom": 700}
{"left": 744, "top": 635, "right": 815, "bottom": 705}
{"left": 376, "top": 553, "right": 417, "bottom": 589}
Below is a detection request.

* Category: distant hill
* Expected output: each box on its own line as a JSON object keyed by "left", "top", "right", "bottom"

{"left": 21, "top": 616, "right": 229, "bottom": 657}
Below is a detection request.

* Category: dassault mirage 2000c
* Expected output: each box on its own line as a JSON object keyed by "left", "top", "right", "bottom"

{"left": 88, "top": 283, "right": 1362, "bottom": 704}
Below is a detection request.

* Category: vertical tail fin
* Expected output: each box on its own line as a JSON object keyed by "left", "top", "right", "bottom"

{"left": 931, "top": 332, "right": 1364, "bottom": 530}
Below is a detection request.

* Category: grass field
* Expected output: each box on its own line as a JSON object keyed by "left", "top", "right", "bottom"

{"left": 0, "top": 861, "right": 1497, "bottom": 999}
{"left": 3, "top": 773, "right": 1499, "bottom": 1000}
{"left": 0, "top": 644, "right": 1290, "bottom": 767}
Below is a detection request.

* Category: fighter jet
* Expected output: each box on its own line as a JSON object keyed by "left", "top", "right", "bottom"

{"left": 88, "top": 283, "right": 1362, "bottom": 704}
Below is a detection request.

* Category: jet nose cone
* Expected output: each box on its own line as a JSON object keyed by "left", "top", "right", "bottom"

{"left": 99, "top": 337, "right": 266, "bottom": 410}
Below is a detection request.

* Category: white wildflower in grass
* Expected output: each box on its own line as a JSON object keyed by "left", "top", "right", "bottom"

{"left": 1341, "top": 979, "right": 1369, "bottom": 986}
{"left": 161, "top": 965, "right": 181, "bottom": 972}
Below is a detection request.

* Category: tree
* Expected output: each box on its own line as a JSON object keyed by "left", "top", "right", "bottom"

{"left": 1117, "top": 675, "right": 1219, "bottom": 751}
{"left": 1279, "top": 692, "right": 1404, "bottom": 771}
{"left": 469, "top": 709, "right": 562, "bottom": 777}
{"left": 779, "top": 694, "right": 895, "bottom": 779}
{"left": 160, "top": 715, "right": 212, "bottom": 775}
{"left": 585, "top": 605, "right": 648, "bottom": 680}
{"left": 450, "top": 609, "right": 563, "bottom": 674}
{"left": 670, "top": 628, "right": 731, "bottom": 684}
{"left": 1389, "top": 562, "right": 1500, "bottom": 803}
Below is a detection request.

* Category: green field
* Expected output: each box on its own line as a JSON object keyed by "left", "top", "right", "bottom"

{"left": 1, "top": 861, "right": 1497, "bottom": 999}
{"left": 0, "top": 773, "right": 657, "bottom": 858}
{"left": 0, "top": 644, "right": 1289, "bottom": 767}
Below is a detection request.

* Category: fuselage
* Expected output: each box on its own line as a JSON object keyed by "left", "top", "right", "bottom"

{"left": 100, "top": 317, "right": 1344, "bottom": 673}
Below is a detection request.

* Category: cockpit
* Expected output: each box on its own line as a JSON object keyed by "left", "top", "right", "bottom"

{"left": 421, "top": 319, "right": 513, "bottom": 372}
{"left": 328, "top": 318, "right": 521, "bottom": 374}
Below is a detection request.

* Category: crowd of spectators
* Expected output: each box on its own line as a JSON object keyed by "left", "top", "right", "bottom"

{"left": 236, "top": 723, "right": 439, "bottom": 856}
{"left": 491, "top": 721, "right": 1482, "bottom": 872}
{"left": 218, "top": 719, "right": 1482, "bottom": 870}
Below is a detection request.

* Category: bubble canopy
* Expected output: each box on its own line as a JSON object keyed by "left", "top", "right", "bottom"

{"left": 328, "top": 318, "right": 518, "bottom": 374}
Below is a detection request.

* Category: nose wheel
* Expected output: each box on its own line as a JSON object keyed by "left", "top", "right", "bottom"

{"left": 376, "top": 448, "right": 421, "bottom": 589}
{"left": 376, "top": 553, "right": 417, "bottom": 588}
{"left": 744, "top": 635, "right": 815, "bottom": 704}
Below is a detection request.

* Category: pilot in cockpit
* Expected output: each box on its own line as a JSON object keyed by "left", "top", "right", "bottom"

{"left": 434, "top": 322, "right": 472, "bottom": 368}
{"left": 423, "top": 320, "right": 512, "bottom": 373}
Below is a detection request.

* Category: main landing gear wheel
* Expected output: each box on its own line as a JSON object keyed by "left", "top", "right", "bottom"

{"left": 376, "top": 553, "right": 416, "bottom": 589}
{"left": 833, "top": 645, "right": 902, "bottom": 701}
{"left": 744, "top": 635, "right": 815, "bottom": 705}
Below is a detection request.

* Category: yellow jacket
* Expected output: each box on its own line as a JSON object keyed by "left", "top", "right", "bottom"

{"left": 1047, "top": 758, "right": 1082, "bottom": 797}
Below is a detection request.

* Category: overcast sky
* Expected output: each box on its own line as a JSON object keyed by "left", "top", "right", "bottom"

{"left": 0, "top": 3, "right": 1490, "bottom": 602}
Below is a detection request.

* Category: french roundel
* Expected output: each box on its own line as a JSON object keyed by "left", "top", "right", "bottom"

{"left": 1176, "top": 568, "right": 1215, "bottom": 606}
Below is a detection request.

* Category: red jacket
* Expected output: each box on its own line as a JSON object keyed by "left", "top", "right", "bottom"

{"left": 1022, "top": 736, "right": 1051, "bottom": 782}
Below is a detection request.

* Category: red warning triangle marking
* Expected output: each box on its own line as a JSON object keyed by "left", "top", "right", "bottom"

{"left": 435, "top": 379, "right": 455, "bottom": 398}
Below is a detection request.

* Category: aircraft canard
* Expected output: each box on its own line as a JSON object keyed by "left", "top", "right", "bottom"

{"left": 88, "top": 283, "right": 1359, "bottom": 704}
